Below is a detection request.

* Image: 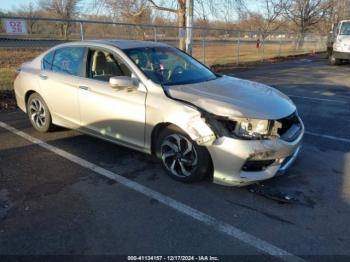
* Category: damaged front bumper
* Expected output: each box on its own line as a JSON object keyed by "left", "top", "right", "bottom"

{"left": 207, "top": 126, "right": 304, "bottom": 186}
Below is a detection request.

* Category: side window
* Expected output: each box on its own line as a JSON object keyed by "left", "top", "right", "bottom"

{"left": 127, "top": 50, "right": 159, "bottom": 83}
{"left": 340, "top": 22, "right": 350, "bottom": 35}
{"left": 52, "top": 47, "right": 85, "bottom": 76}
{"left": 88, "top": 49, "right": 131, "bottom": 82}
{"left": 42, "top": 50, "right": 55, "bottom": 70}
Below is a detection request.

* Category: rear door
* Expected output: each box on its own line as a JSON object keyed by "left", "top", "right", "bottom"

{"left": 39, "top": 46, "right": 86, "bottom": 128}
{"left": 78, "top": 48, "right": 146, "bottom": 149}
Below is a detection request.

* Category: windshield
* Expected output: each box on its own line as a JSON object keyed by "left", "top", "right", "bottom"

{"left": 124, "top": 46, "right": 217, "bottom": 86}
{"left": 340, "top": 22, "right": 350, "bottom": 35}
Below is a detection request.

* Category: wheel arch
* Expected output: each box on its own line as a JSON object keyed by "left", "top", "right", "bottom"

{"left": 150, "top": 122, "right": 175, "bottom": 156}
{"left": 25, "top": 90, "right": 37, "bottom": 106}
{"left": 24, "top": 90, "right": 53, "bottom": 116}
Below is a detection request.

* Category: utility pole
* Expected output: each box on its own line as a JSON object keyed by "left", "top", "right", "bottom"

{"left": 185, "top": 0, "right": 193, "bottom": 55}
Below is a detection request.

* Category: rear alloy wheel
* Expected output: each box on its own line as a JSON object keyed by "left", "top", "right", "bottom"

{"left": 157, "top": 127, "right": 212, "bottom": 182}
{"left": 27, "top": 93, "right": 53, "bottom": 132}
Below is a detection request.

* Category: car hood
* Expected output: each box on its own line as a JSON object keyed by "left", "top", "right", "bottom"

{"left": 165, "top": 75, "right": 296, "bottom": 119}
{"left": 338, "top": 35, "right": 350, "bottom": 42}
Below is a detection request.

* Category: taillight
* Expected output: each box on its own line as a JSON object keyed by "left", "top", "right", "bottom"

{"left": 14, "top": 68, "right": 21, "bottom": 80}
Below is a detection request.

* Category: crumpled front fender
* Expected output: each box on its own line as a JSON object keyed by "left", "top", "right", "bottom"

{"left": 165, "top": 106, "right": 216, "bottom": 146}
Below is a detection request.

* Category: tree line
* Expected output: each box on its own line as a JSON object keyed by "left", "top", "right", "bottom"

{"left": 1, "top": 0, "right": 350, "bottom": 49}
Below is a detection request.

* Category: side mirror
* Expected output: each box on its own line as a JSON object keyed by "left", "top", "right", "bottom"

{"left": 109, "top": 76, "right": 137, "bottom": 88}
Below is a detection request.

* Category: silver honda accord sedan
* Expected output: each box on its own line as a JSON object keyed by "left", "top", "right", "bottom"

{"left": 14, "top": 40, "right": 304, "bottom": 186}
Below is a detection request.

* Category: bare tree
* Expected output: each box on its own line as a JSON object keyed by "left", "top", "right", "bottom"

{"left": 206, "top": 0, "right": 246, "bottom": 29}
{"left": 283, "top": 0, "right": 332, "bottom": 49}
{"left": 246, "top": 0, "right": 286, "bottom": 40}
{"left": 147, "top": 0, "right": 187, "bottom": 49}
{"left": 194, "top": 0, "right": 210, "bottom": 21}
{"left": 86, "top": 0, "right": 246, "bottom": 49}
{"left": 105, "top": 0, "right": 153, "bottom": 39}
{"left": 38, "top": 0, "right": 82, "bottom": 39}
{"left": 148, "top": 0, "right": 245, "bottom": 48}
{"left": 105, "top": 0, "right": 151, "bottom": 23}
{"left": 330, "top": 0, "right": 350, "bottom": 23}
{"left": 13, "top": 2, "right": 40, "bottom": 34}
{"left": 103, "top": 0, "right": 186, "bottom": 49}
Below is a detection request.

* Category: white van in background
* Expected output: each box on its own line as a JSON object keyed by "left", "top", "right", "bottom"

{"left": 327, "top": 20, "right": 350, "bottom": 65}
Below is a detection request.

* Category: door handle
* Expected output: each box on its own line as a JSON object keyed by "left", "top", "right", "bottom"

{"left": 39, "top": 74, "right": 48, "bottom": 80}
{"left": 79, "top": 85, "right": 89, "bottom": 91}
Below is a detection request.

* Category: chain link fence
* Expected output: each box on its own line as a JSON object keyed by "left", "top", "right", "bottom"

{"left": 0, "top": 16, "right": 328, "bottom": 90}
{"left": 1, "top": 16, "right": 327, "bottom": 66}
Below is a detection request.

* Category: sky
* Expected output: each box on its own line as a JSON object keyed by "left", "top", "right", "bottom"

{"left": 0, "top": 0, "right": 93, "bottom": 11}
{"left": 0, "top": 0, "right": 36, "bottom": 11}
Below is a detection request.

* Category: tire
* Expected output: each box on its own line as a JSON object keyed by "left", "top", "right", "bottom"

{"left": 156, "top": 125, "right": 212, "bottom": 183}
{"left": 329, "top": 52, "right": 341, "bottom": 65}
{"left": 26, "top": 93, "right": 53, "bottom": 133}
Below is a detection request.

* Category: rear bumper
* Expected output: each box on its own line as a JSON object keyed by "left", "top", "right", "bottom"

{"left": 207, "top": 121, "right": 304, "bottom": 187}
{"left": 14, "top": 74, "right": 27, "bottom": 113}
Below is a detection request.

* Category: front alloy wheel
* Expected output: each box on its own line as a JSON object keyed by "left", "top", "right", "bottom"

{"left": 161, "top": 134, "right": 198, "bottom": 178}
{"left": 157, "top": 126, "right": 212, "bottom": 183}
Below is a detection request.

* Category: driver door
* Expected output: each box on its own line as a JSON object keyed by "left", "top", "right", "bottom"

{"left": 78, "top": 48, "right": 146, "bottom": 149}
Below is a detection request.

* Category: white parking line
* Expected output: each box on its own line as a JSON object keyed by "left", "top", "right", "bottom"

{"left": 0, "top": 121, "right": 304, "bottom": 262}
{"left": 305, "top": 131, "right": 350, "bottom": 143}
{"left": 286, "top": 94, "right": 347, "bottom": 104}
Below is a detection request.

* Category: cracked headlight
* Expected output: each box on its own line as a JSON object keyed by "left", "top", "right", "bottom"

{"left": 219, "top": 118, "right": 272, "bottom": 139}
{"left": 212, "top": 116, "right": 275, "bottom": 139}
{"left": 235, "top": 118, "right": 270, "bottom": 138}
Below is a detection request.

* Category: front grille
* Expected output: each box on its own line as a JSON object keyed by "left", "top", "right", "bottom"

{"left": 277, "top": 112, "right": 302, "bottom": 142}
{"left": 242, "top": 159, "right": 275, "bottom": 172}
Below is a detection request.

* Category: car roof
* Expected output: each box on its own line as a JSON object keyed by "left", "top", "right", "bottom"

{"left": 83, "top": 39, "right": 171, "bottom": 50}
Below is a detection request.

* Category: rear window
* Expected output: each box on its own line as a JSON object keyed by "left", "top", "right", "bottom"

{"left": 42, "top": 51, "right": 54, "bottom": 70}
{"left": 51, "top": 47, "right": 85, "bottom": 76}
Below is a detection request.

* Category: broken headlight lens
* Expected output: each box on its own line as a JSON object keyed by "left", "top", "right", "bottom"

{"left": 235, "top": 118, "right": 271, "bottom": 139}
